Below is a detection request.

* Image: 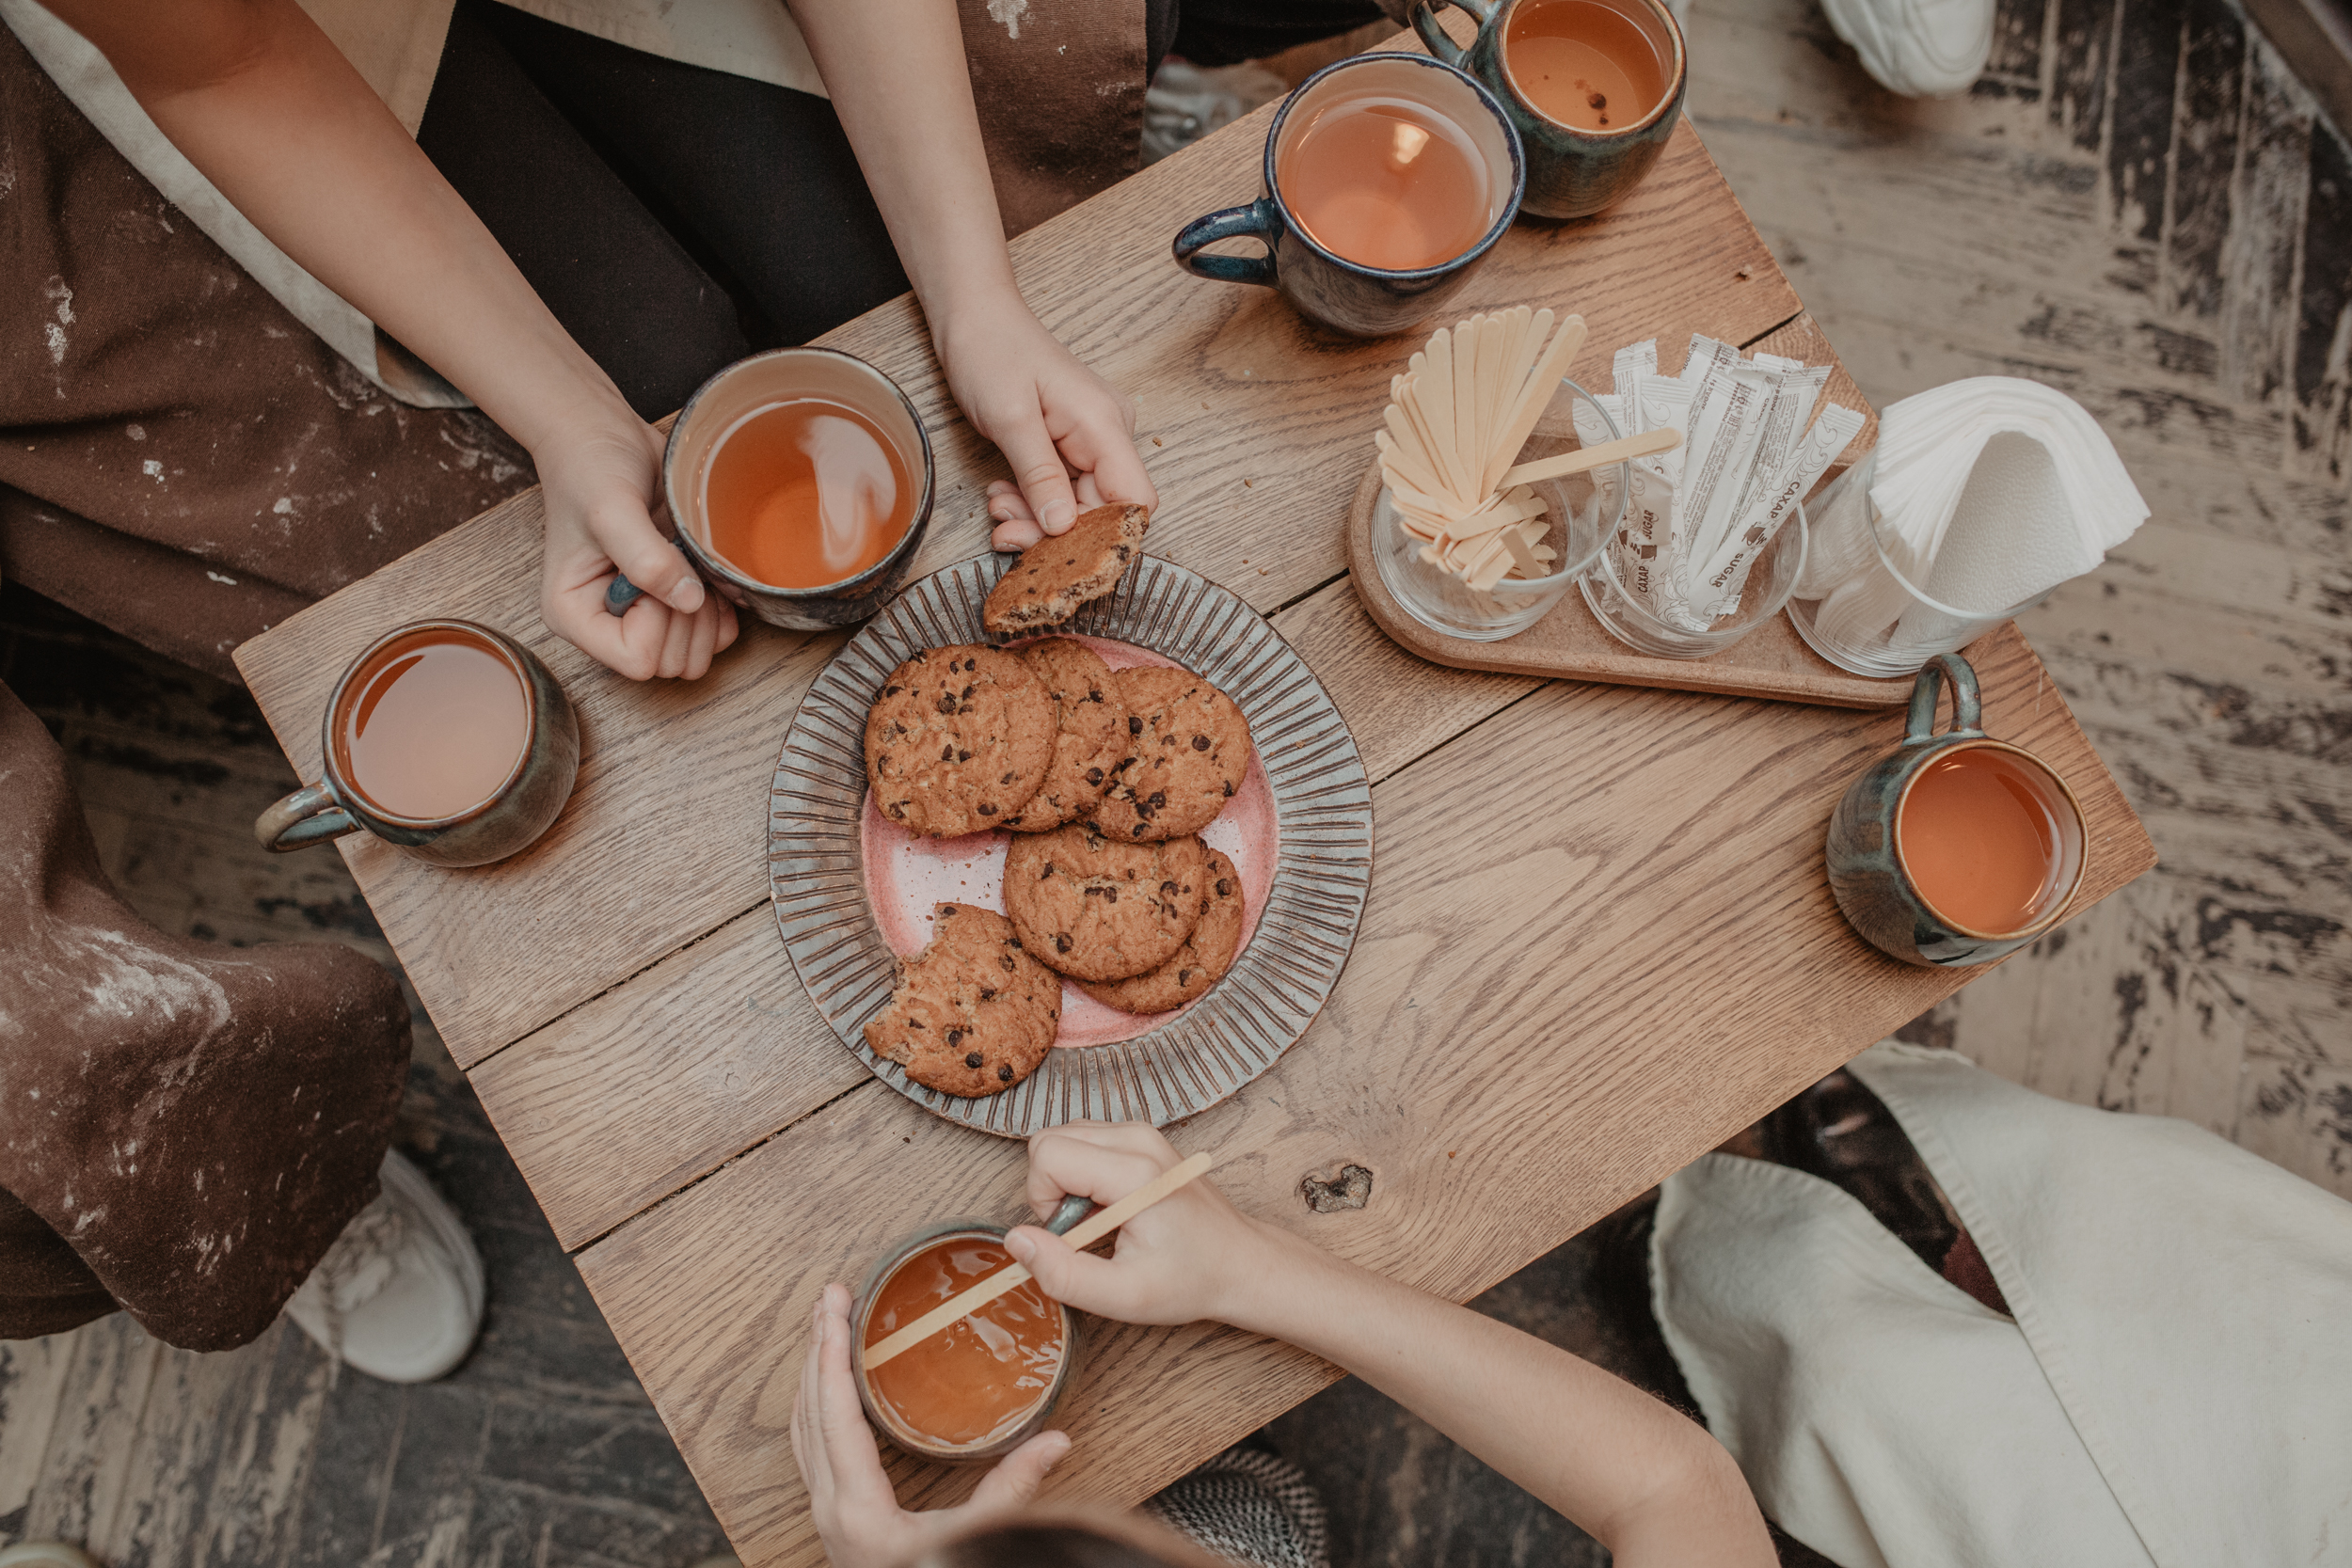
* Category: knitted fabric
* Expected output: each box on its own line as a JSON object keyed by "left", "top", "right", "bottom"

{"left": 1142, "top": 1446, "right": 1330, "bottom": 1568}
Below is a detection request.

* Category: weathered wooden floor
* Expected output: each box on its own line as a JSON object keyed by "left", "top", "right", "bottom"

{"left": 2, "top": 0, "right": 2347, "bottom": 1560}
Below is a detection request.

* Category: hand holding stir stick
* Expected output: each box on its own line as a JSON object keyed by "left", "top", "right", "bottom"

{"left": 861, "top": 1150, "right": 1216, "bottom": 1370}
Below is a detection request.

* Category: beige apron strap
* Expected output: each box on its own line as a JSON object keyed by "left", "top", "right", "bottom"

{"left": 297, "top": 0, "right": 458, "bottom": 135}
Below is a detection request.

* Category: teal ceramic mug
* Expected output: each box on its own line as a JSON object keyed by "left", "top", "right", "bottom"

{"left": 1414, "top": 0, "right": 1687, "bottom": 220}
{"left": 1825, "top": 653, "right": 2088, "bottom": 967}
{"left": 253, "top": 620, "right": 579, "bottom": 868}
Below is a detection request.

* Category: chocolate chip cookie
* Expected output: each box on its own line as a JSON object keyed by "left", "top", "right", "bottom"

{"left": 863, "top": 903, "right": 1060, "bottom": 1097}
{"left": 865, "top": 645, "right": 1055, "bottom": 836}
{"left": 1088, "top": 666, "right": 1253, "bottom": 842}
{"left": 1002, "top": 824, "right": 1208, "bottom": 982}
{"left": 1000, "top": 639, "right": 1127, "bottom": 832}
{"left": 1079, "top": 849, "right": 1246, "bottom": 1015}
{"left": 981, "top": 503, "right": 1150, "bottom": 634}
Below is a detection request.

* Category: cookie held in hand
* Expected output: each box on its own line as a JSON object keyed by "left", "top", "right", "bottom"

{"left": 1001, "top": 639, "right": 1128, "bottom": 832}
{"left": 982, "top": 503, "right": 1150, "bottom": 634}
{"left": 1079, "top": 848, "right": 1246, "bottom": 1015}
{"left": 866, "top": 645, "right": 1055, "bottom": 837}
{"left": 1088, "top": 666, "right": 1253, "bottom": 842}
{"left": 863, "top": 903, "right": 1060, "bottom": 1097}
{"left": 1004, "top": 823, "right": 1209, "bottom": 983}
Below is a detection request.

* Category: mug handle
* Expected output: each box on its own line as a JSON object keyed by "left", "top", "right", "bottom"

{"left": 1172, "top": 199, "right": 1281, "bottom": 288}
{"left": 255, "top": 783, "right": 361, "bottom": 853}
{"left": 1904, "top": 653, "right": 1984, "bottom": 744}
{"left": 1042, "top": 1194, "right": 1094, "bottom": 1235}
{"left": 1412, "top": 0, "right": 1497, "bottom": 66}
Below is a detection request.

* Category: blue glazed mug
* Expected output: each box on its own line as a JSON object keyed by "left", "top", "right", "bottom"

{"left": 1414, "top": 0, "right": 1687, "bottom": 220}
{"left": 1825, "top": 653, "right": 2089, "bottom": 968}
{"left": 1171, "top": 53, "right": 1525, "bottom": 339}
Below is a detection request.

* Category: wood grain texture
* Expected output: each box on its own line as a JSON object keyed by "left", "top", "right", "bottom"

{"left": 466, "top": 905, "right": 866, "bottom": 1250}
{"left": 235, "top": 110, "right": 1805, "bottom": 1068}
{"left": 577, "top": 624, "right": 2154, "bottom": 1566}
{"left": 0, "top": 1333, "right": 74, "bottom": 1529}
{"left": 474, "top": 568, "right": 1548, "bottom": 1252}
{"left": 1343, "top": 463, "right": 1923, "bottom": 706}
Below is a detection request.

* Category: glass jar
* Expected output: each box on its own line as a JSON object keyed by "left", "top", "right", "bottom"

{"left": 1785, "top": 451, "right": 2043, "bottom": 677}
{"left": 1580, "top": 499, "right": 1810, "bottom": 659}
{"left": 1368, "top": 375, "right": 1623, "bottom": 641}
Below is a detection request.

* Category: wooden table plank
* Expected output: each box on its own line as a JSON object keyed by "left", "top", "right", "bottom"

{"left": 234, "top": 107, "right": 1804, "bottom": 1068}
{"left": 576, "top": 624, "right": 2155, "bottom": 1566}
{"left": 465, "top": 906, "right": 864, "bottom": 1250}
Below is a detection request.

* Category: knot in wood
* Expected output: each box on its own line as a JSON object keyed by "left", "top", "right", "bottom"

{"left": 1300, "top": 1164, "right": 1374, "bottom": 1213}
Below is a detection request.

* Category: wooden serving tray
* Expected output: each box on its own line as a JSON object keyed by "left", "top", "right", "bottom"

{"left": 1343, "top": 463, "right": 1920, "bottom": 709}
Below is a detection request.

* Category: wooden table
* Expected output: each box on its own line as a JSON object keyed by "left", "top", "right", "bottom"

{"left": 238, "top": 26, "right": 2153, "bottom": 1565}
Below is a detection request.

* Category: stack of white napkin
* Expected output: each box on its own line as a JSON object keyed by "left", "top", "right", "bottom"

{"left": 1799, "top": 377, "right": 2146, "bottom": 664}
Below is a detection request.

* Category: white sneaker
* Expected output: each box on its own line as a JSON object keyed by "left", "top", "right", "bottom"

{"left": 284, "top": 1149, "right": 485, "bottom": 1383}
{"left": 0, "top": 1546, "right": 103, "bottom": 1568}
{"left": 1818, "top": 0, "right": 1993, "bottom": 97}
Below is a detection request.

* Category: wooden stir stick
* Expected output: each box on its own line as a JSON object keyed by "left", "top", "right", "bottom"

{"left": 860, "top": 1151, "right": 1215, "bottom": 1370}
{"left": 1498, "top": 426, "right": 1683, "bottom": 489}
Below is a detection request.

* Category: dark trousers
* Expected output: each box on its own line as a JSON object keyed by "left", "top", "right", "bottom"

{"left": 415, "top": 0, "right": 1388, "bottom": 420}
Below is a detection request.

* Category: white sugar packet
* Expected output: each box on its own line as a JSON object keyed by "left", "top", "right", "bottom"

{"left": 1668, "top": 353, "right": 1774, "bottom": 629}
{"left": 1586, "top": 351, "right": 1693, "bottom": 619}
{"left": 1584, "top": 335, "right": 1866, "bottom": 629}
{"left": 1698, "top": 401, "right": 1867, "bottom": 618}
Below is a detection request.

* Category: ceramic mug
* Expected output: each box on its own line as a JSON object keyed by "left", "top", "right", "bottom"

{"left": 1825, "top": 653, "right": 2088, "bottom": 967}
{"left": 1414, "top": 0, "right": 1688, "bottom": 220}
{"left": 851, "top": 1195, "right": 1092, "bottom": 1465}
{"left": 253, "top": 620, "right": 579, "bottom": 868}
{"left": 1171, "top": 52, "right": 1525, "bottom": 338}
{"left": 635, "top": 346, "right": 936, "bottom": 632}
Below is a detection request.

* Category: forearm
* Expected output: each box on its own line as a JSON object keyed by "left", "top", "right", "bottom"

{"left": 787, "top": 0, "right": 1020, "bottom": 323}
{"left": 1222, "top": 1222, "right": 1773, "bottom": 1565}
{"left": 70, "top": 0, "right": 633, "bottom": 450}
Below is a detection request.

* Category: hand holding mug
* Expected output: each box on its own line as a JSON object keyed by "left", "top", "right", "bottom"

{"left": 793, "top": 1282, "right": 1071, "bottom": 1568}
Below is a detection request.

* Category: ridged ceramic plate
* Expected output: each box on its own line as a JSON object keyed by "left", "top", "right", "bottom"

{"left": 769, "top": 552, "right": 1375, "bottom": 1137}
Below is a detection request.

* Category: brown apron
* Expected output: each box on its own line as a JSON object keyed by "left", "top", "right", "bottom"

{"left": 0, "top": 681, "right": 412, "bottom": 1349}
{"left": 0, "top": 8, "right": 1145, "bottom": 1346}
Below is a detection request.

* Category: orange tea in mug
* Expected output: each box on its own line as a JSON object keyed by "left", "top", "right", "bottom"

{"left": 663, "top": 346, "right": 937, "bottom": 632}
{"left": 1274, "top": 94, "right": 1494, "bottom": 271}
{"left": 702, "top": 397, "right": 914, "bottom": 591}
{"left": 1898, "top": 746, "right": 2075, "bottom": 936}
{"left": 336, "top": 626, "right": 532, "bottom": 820}
{"left": 1503, "top": 0, "right": 1671, "bottom": 132}
{"left": 861, "top": 1233, "right": 1068, "bottom": 1452}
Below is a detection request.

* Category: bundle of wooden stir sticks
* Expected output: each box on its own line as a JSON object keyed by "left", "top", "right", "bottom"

{"left": 1376, "top": 306, "right": 1680, "bottom": 592}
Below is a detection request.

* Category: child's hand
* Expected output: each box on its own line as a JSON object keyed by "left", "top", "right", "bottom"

{"left": 1005, "top": 1123, "right": 1270, "bottom": 1327}
{"left": 930, "top": 301, "right": 1157, "bottom": 553}
{"left": 790, "top": 1283, "right": 1069, "bottom": 1568}
{"left": 534, "top": 412, "right": 739, "bottom": 681}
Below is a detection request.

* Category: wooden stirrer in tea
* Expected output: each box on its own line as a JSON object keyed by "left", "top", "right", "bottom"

{"left": 860, "top": 1151, "right": 1216, "bottom": 1370}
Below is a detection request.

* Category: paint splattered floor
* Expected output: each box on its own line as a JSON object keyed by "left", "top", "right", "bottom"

{"left": 2, "top": 0, "right": 2346, "bottom": 1559}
